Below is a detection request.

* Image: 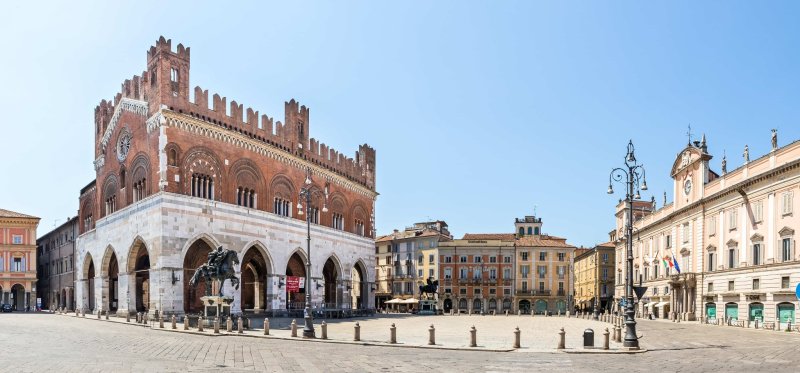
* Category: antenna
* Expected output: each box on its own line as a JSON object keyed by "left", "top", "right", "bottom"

{"left": 686, "top": 124, "right": 693, "bottom": 145}
{"left": 534, "top": 205, "right": 537, "bottom": 216}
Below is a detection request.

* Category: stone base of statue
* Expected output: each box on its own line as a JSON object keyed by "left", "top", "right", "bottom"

{"left": 201, "top": 296, "right": 233, "bottom": 326}
{"left": 418, "top": 299, "right": 438, "bottom": 315}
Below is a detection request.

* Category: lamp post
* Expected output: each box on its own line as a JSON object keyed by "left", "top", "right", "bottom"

{"left": 607, "top": 140, "right": 647, "bottom": 350}
{"left": 296, "top": 169, "right": 329, "bottom": 338}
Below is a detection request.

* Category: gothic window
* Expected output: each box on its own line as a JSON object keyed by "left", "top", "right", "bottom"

{"left": 105, "top": 195, "right": 117, "bottom": 215}
{"left": 119, "top": 168, "right": 126, "bottom": 188}
{"left": 273, "top": 197, "right": 291, "bottom": 217}
{"left": 168, "top": 149, "right": 177, "bottom": 166}
{"left": 133, "top": 178, "right": 147, "bottom": 202}
{"left": 355, "top": 219, "right": 365, "bottom": 236}
{"left": 191, "top": 173, "right": 214, "bottom": 200}
{"left": 332, "top": 213, "right": 344, "bottom": 230}
{"left": 236, "top": 187, "right": 256, "bottom": 208}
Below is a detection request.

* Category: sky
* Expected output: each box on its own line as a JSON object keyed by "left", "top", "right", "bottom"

{"left": 1, "top": 1, "right": 799, "bottom": 247}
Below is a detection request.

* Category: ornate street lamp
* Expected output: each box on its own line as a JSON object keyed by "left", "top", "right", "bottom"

{"left": 296, "top": 169, "right": 329, "bottom": 338}
{"left": 607, "top": 140, "right": 647, "bottom": 349}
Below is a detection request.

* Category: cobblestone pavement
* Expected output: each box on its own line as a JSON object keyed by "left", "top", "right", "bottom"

{"left": 2, "top": 313, "right": 800, "bottom": 372}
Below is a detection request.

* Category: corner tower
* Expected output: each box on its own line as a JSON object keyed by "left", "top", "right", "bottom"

{"left": 146, "top": 36, "right": 190, "bottom": 113}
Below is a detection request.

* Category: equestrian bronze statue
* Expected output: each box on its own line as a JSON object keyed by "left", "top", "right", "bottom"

{"left": 189, "top": 246, "right": 240, "bottom": 297}
{"left": 419, "top": 278, "right": 439, "bottom": 300}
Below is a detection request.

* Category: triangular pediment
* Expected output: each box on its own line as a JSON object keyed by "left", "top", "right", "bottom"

{"left": 750, "top": 233, "right": 764, "bottom": 242}
{"left": 726, "top": 239, "right": 738, "bottom": 247}
{"left": 779, "top": 227, "right": 795, "bottom": 237}
{"left": 706, "top": 245, "right": 717, "bottom": 252}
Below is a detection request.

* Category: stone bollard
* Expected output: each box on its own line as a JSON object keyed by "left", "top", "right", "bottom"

{"left": 198, "top": 317, "right": 204, "bottom": 332}
{"left": 429, "top": 324, "right": 436, "bottom": 345}
{"left": 184, "top": 317, "right": 190, "bottom": 330}
{"left": 126, "top": 313, "right": 131, "bottom": 323}
{"left": 787, "top": 321, "right": 793, "bottom": 332}
{"left": 172, "top": 315, "right": 177, "bottom": 329}
{"left": 505, "top": 310, "right": 508, "bottom": 316}
{"left": 264, "top": 318, "right": 270, "bottom": 335}
{"left": 226, "top": 317, "right": 233, "bottom": 333}
{"left": 615, "top": 325, "right": 622, "bottom": 343}
{"left": 97, "top": 310, "right": 101, "bottom": 320}
{"left": 513, "top": 327, "right": 521, "bottom": 349}
{"left": 567, "top": 311, "right": 571, "bottom": 318}
{"left": 558, "top": 327, "right": 566, "bottom": 349}
{"left": 469, "top": 325, "right": 477, "bottom": 347}
{"left": 105, "top": 311, "right": 109, "bottom": 320}
{"left": 238, "top": 317, "right": 244, "bottom": 334}
{"left": 389, "top": 323, "right": 397, "bottom": 344}
{"left": 214, "top": 317, "right": 220, "bottom": 334}
{"left": 517, "top": 310, "right": 521, "bottom": 316}
{"left": 159, "top": 316, "right": 164, "bottom": 329}
{"left": 144, "top": 313, "right": 149, "bottom": 324}
{"left": 321, "top": 321, "right": 328, "bottom": 340}
{"left": 603, "top": 328, "right": 610, "bottom": 350}
{"left": 291, "top": 319, "right": 298, "bottom": 337}
{"left": 354, "top": 322, "right": 361, "bottom": 341}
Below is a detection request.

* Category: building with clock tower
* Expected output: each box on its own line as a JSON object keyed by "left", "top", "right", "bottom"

{"left": 75, "top": 37, "right": 377, "bottom": 318}
{"left": 612, "top": 133, "right": 800, "bottom": 328}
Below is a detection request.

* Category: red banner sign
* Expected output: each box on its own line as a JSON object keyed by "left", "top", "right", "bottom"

{"left": 286, "top": 276, "right": 300, "bottom": 292}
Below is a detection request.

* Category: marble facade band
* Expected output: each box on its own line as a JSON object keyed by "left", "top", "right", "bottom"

{"left": 75, "top": 192, "right": 375, "bottom": 316}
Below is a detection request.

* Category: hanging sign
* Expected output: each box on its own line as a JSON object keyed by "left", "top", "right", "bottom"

{"left": 795, "top": 283, "right": 800, "bottom": 300}
{"left": 299, "top": 277, "right": 306, "bottom": 290}
{"left": 286, "top": 276, "right": 300, "bottom": 292}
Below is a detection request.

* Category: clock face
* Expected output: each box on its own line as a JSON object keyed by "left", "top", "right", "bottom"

{"left": 117, "top": 131, "right": 131, "bottom": 161}
{"left": 684, "top": 178, "right": 692, "bottom": 195}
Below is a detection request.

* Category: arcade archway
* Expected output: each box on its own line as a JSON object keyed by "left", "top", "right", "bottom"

{"left": 241, "top": 245, "right": 271, "bottom": 312}
{"left": 11, "top": 284, "right": 25, "bottom": 311}
{"left": 285, "top": 252, "right": 306, "bottom": 309}
{"left": 184, "top": 239, "right": 214, "bottom": 314}
{"left": 323, "top": 257, "right": 340, "bottom": 308}
{"left": 129, "top": 240, "right": 150, "bottom": 312}
{"left": 83, "top": 254, "right": 96, "bottom": 312}
{"left": 351, "top": 261, "right": 368, "bottom": 310}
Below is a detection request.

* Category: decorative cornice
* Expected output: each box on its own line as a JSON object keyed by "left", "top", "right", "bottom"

{"left": 93, "top": 156, "right": 105, "bottom": 172}
{"left": 99, "top": 98, "right": 148, "bottom": 150}
{"left": 150, "top": 110, "right": 378, "bottom": 198}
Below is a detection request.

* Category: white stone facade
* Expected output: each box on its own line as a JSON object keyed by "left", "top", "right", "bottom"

{"left": 75, "top": 192, "right": 375, "bottom": 316}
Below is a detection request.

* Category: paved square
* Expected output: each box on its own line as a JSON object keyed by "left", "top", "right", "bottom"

{"left": 2, "top": 313, "right": 800, "bottom": 372}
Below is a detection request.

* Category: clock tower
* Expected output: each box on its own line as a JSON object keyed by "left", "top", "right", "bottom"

{"left": 669, "top": 135, "right": 717, "bottom": 210}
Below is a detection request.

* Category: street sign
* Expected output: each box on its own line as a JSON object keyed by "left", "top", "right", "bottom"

{"left": 633, "top": 286, "right": 648, "bottom": 300}
{"left": 795, "top": 283, "right": 800, "bottom": 300}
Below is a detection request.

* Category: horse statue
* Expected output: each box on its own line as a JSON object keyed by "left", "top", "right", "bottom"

{"left": 419, "top": 278, "right": 439, "bottom": 300}
{"left": 189, "top": 246, "right": 240, "bottom": 297}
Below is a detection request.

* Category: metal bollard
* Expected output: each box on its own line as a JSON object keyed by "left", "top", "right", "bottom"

{"left": 172, "top": 315, "right": 177, "bottom": 329}
{"left": 226, "top": 317, "right": 233, "bottom": 333}
{"left": 198, "top": 317, "right": 204, "bottom": 332}
{"left": 321, "top": 321, "right": 328, "bottom": 340}
{"left": 291, "top": 319, "right": 298, "bottom": 337}
{"left": 214, "top": 317, "right": 220, "bottom": 334}
{"left": 238, "top": 317, "right": 244, "bottom": 334}
{"left": 264, "top": 318, "right": 270, "bottom": 335}
{"left": 558, "top": 327, "right": 566, "bottom": 349}
{"left": 428, "top": 324, "right": 436, "bottom": 345}
{"left": 603, "top": 328, "right": 610, "bottom": 350}
{"left": 469, "top": 325, "right": 477, "bottom": 347}
{"left": 390, "top": 323, "right": 397, "bottom": 344}
{"left": 513, "top": 327, "right": 521, "bottom": 348}
{"left": 354, "top": 322, "right": 361, "bottom": 341}
{"left": 126, "top": 313, "right": 131, "bottom": 323}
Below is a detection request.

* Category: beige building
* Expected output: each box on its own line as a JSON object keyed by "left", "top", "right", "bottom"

{"left": 574, "top": 242, "right": 615, "bottom": 313}
{"left": 374, "top": 221, "right": 451, "bottom": 311}
{"left": 614, "top": 132, "right": 800, "bottom": 328}
{"left": 437, "top": 238, "right": 515, "bottom": 314}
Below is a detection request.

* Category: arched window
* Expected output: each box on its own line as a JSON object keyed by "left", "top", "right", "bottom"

{"left": 274, "top": 197, "right": 291, "bottom": 217}
{"left": 332, "top": 213, "right": 344, "bottom": 230}
{"left": 527, "top": 227, "right": 532, "bottom": 235}
{"left": 168, "top": 149, "right": 177, "bottom": 166}
{"left": 191, "top": 173, "right": 214, "bottom": 200}
{"left": 237, "top": 187, "right": 256, "bottom": 208}
{"left": 534, "top": 227, "right": 540, "bottom": 235}
{"left": 133, "top": 178, "right": 147, "bottom": 202}
{"left": 355, "top": 219, "right": 365, "bottom": 236}
{"left": 519, "top": 227, "right": 525, "bottom": 236}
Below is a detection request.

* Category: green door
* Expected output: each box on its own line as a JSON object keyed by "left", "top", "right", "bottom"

{"left": 535, "top": 300, "right": 547, "bottom": 314}
{"left": 725, "top": 304, "right": 738, "bottom": 320}
{"left": 748, "top": 303, "right": 764, "bottom": 322}
{"left": 706, "top": 303, "right": 717, "bottom": 319}
{"left": 778, "top": 304, "right": 795, "bottom": 328}
{"left": 556, "top": 300, "right": 567, "bottom": 313}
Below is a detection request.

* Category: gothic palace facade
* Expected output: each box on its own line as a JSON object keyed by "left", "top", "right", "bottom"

{"left": 75, "top": 37, "right": 377, "bottom": 317}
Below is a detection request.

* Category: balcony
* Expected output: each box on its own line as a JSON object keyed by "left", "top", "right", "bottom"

{"left": 515, "top": 289, "right": 552, "bottom": 297}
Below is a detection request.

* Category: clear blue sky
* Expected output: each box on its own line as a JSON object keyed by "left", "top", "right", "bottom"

{"left": 2, "top": 1, "right": 799, "bottom": 247}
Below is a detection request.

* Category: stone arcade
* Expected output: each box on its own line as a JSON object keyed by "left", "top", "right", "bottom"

{"left": 75, "top": 37, "right": 377, "bottom": 317}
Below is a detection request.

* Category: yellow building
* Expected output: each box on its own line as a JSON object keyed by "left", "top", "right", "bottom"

{"left": 574, "top": 243, "right": 616, "bottom": 313}
{"left": 1, "top": 208, "right": 40, "bottom": 311}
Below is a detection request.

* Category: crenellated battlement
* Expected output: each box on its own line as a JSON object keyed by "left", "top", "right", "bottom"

{"left": 93, "top": 36, "right": 376, "bottom": 190}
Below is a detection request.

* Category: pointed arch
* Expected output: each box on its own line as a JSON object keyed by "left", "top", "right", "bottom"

{"left": 240, "top": 241, "right": 273, "bottom": 312}
{"left": 351, "top": 259, "right": 369, "bottom": 310}
{"left": 180, "top": 233, "right": 221, "bottom": 261}
{"left": 126, "top": 236, "right": 151, "bottom": 273}
{"left": 240, "top": 240, "right": 275, "bottom": 274}
{"left": 100, "top": 245, "right": 119, "bottom": 277}
{"left": 82, "top": 252, "right": 96, "bottom": 280}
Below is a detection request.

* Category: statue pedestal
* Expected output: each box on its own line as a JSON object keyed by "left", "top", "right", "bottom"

{"left": 201, "top": 296, "right": 234, "bottom": 325}
{"left": 418, "top": 299, "right": 438, "bottom": 315}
